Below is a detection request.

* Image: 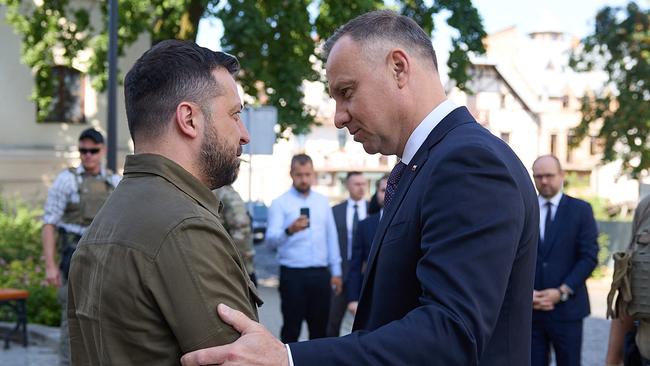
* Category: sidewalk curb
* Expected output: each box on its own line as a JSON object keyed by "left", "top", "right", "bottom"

{"left": 0, "top": 322, "right": 59, "bottom": 350}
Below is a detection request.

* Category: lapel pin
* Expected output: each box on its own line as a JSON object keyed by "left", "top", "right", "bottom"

{"left": 411, "top": 164, "right": 417, "bottom": 171}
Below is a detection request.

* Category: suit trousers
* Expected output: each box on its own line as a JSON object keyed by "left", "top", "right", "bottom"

{"left": 532, "top": 318, "right": 583, "bottom": 366}
{"left": 326, "top": 287, "right": 348, "bottom": 337}
{"left": 279, "top": 266, "right": 331, "bottom": 343}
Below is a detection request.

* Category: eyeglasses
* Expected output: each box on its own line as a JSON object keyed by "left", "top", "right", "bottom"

{"left": 79, "top": 148, "right": 101, "bottom": 155}
{"left": 533, "top": 173, "right": 556, "bottom": 180}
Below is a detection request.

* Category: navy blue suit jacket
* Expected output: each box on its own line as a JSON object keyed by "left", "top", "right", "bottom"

{"left": 290, "top": 107, "right": 539, "bottom": 365}
{"left": 533, "top": 194, "right": 598, "bottom": 321}
{"left": 345, "top": 212, "right": 380, "bottom": 302}
{"left": 332, "top": 200, "right": 368, "bottom": 279}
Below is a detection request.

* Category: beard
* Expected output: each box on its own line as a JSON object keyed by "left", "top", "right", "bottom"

{"left": 200, "top": 121, "right": 241, "bottom": 190}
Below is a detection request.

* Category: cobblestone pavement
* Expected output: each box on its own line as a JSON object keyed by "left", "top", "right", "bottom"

{"left": 0, "top": 242, "right": 614, "bottom": 365}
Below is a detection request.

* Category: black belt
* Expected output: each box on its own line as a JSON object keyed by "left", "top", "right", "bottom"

{"left": 280, "top": 266, "right": 328, "bottom": 272}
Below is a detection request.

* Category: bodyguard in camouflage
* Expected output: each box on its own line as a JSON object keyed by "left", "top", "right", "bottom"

{"left": 606, "top": 195, "right": 650, "bottom": 366}
{"left": 67, "top": 40, "right": 260, "bottom": 365}
{"left": 41, "top": 128, "right": 120, "bottom": 366}
{"left": 214, "top": 184, "right": 257, "bottom": 285}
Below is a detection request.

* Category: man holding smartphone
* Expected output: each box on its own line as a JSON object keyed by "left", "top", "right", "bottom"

{"left": 266, "top": 154, "right": 342, "bottom": 343}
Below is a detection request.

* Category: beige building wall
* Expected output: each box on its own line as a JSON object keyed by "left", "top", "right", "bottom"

{"left": 449, "top": 27, "right": 640, "bottom": 205}
{"left": 0, "top": 5, "right": 149, "bottom": 204}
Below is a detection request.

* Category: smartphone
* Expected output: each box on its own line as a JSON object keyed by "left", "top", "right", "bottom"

{"left": 300, "top": 207, "right": 310, "bottom": 227}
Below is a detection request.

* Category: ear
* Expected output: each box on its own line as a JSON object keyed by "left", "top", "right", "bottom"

{"left": 174, "top": 102, "right": 200, "bottom": 139}
{"left": 387, "top": 48, "right": 410, "bottom": 88}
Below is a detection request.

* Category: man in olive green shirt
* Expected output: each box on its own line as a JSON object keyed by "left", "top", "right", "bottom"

{"left": 67, "top": 40, "right": 259, "bottom": 365}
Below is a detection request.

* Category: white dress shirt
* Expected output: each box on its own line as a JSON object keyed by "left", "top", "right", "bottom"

{"left": 401, "top": 99, "right": 459, "bottom": 164}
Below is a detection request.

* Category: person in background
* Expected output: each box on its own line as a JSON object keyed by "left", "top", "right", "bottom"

{"left": 605, "top": 194, "right": 650, "bottom": 366}
{"left": 531, "top": 154, "right": 599, "bottom": 366}
{"left": 265, "top": 153, "right": 342, "bottom": 343}
{"left": 214, "top": 183, "right": 257, "bottom": 285}
{"left": 328, "top": 171, "right": 368, "bottom": 336}
{"left": 346, "top": 174, "right": 388, "bottom": 315}
{"left": 41, "top": 128, "right": 120, "bottom": 366}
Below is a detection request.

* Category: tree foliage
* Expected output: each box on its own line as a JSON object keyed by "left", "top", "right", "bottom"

{"left": 569, "top": 2, "right": 650, "bottom": 177}
{"left": 1, "top": 0, "right": 486, "bottom": 134}
{"left": 0, "top": 0, "right": 208, "bottom": 121}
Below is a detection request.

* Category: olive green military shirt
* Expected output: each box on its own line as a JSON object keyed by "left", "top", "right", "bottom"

{"left": 67, "top": 154, "right": 261, "bottom": 366}
{"left": 213, "top": 185, "right": 255, "bottom": 274}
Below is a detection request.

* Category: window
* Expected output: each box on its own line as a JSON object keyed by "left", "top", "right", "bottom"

{"left": 41, "top": 66, "right": 85, "bottom": 123}
{"left": 550, "top": 134, "right": 557, "bottom": 155}
{"left": 500, "top": 132, "right": 510, "bottom": 144}
{"left": 590, "top": 136, "right": 603, "bottom": 155}
{"left": 566, "top": 133, "right": 577, "bottom": 162}
{"left": 562, "top": 95, "right": 570, "bottom": 109}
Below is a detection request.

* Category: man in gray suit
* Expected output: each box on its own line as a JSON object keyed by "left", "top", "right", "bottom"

{"left": 328, "top": 172, "right": 368, "bottom": 336}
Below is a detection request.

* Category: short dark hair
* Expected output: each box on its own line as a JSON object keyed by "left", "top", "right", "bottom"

{"left": 290, "top": 154, "right": 313, "bottom": 170}
{"left": 124, "top": 40, "right": 240, "bottom": 143}
{"left": 346, "top": 171, "right": 362, "bottom": 181}
{"left": 376, "top": 173, "right": 389, "bottom": 189}
{"left": 78, "top": 128, "right": 104, "bottom": 144}
{"left": 323, "top": 10, "right": 437, "bottom": 70}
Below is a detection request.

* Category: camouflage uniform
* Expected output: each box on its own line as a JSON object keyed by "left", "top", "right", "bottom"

{"left": 214, "top": 185, "right": 256, "bottom": 278}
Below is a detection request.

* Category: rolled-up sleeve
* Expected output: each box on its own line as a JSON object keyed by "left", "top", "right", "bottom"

{"left": 43, "top": 172, "right": 73, "bottom": 225}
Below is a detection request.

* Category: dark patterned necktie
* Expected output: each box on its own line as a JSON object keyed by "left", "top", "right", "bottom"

{"left": 384, "top": 162, "right": 407, "bottom": 209}
{"left": 543, "top": 201, "right": 553, "bottom": 243}
{"left": 350, "top": 203, "right": 359, "bottom": 260}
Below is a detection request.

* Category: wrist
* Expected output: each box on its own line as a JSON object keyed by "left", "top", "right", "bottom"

{"left": 284, "top": 227, "right": 293, "bottom": 236}
{"left": 557, "top": 287, "right": 569, "bottom": 302}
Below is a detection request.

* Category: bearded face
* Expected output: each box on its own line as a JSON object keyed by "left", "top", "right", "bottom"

{"left": 199, "top": 116, "right": 241, "bottom": 190}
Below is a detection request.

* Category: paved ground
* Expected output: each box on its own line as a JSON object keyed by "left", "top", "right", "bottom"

{"left": 0, "top": 242, "right": 614, "bottom": 365}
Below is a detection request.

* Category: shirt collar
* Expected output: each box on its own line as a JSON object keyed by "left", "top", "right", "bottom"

{"left": 401, "top": 99, "right": 458, "bottom": 164}
{"left": 538, "top": 191, "right": 563, "bottom": 207}
{"left": 347, "top": 198, "right": 365, "bottom": 208}
{"left": 290, "top": 186, "right": 311, "bottom": 198}
{"left": 123, "top": 153, "right": 220, "bottom": 218}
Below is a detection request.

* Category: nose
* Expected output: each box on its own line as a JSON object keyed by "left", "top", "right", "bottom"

{"left": 238, "top": 119, "right": 250, "bottom": 145}
{"left": 333, "top": 103, "right": 350, "bottom": 129}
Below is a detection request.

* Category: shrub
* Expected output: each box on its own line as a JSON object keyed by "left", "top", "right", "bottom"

{"left": 591, "top": 232, "right": 610, "bottom": 279}
{"left": 0, "top": 197, "right": 60, "bottom": 326}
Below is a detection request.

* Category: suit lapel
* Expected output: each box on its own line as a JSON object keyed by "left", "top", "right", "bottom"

{"left": 359, "top": 107, "right": 475, "bottom": 303}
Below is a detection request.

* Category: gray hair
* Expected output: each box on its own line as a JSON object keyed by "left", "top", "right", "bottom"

{"left": 322, "top": 10, "right": 437, "bottom": 70}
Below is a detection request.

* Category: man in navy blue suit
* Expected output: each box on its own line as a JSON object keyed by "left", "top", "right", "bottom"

{"left": 346, "top": 174, "right": 387, "bottom": 315}
{"left": 328, "top": 171, "right": 368, "bottom": 336}
{"left": 182, "top": 10, "right": 539, "bottom": 366}
{"left": 531, "top": 155, "right": 599, "bottom": 366}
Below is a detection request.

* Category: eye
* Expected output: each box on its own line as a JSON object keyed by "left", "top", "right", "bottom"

{"left": 341, "top": 88, "right": 352, "bottom": 98}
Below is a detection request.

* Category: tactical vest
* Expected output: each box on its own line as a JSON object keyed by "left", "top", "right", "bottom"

{"left": 607, "top": 207, "right": 650, "bottom": 320}
{"left": 61, "top": 168, "right": 115, "bottom": 227}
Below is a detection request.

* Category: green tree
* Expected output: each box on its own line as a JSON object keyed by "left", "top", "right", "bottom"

{"left": 569, "top": 2, "right": 650, "bottom": 177}
{"left": 1, "top": 0, "right": 486, "bottom": 134}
